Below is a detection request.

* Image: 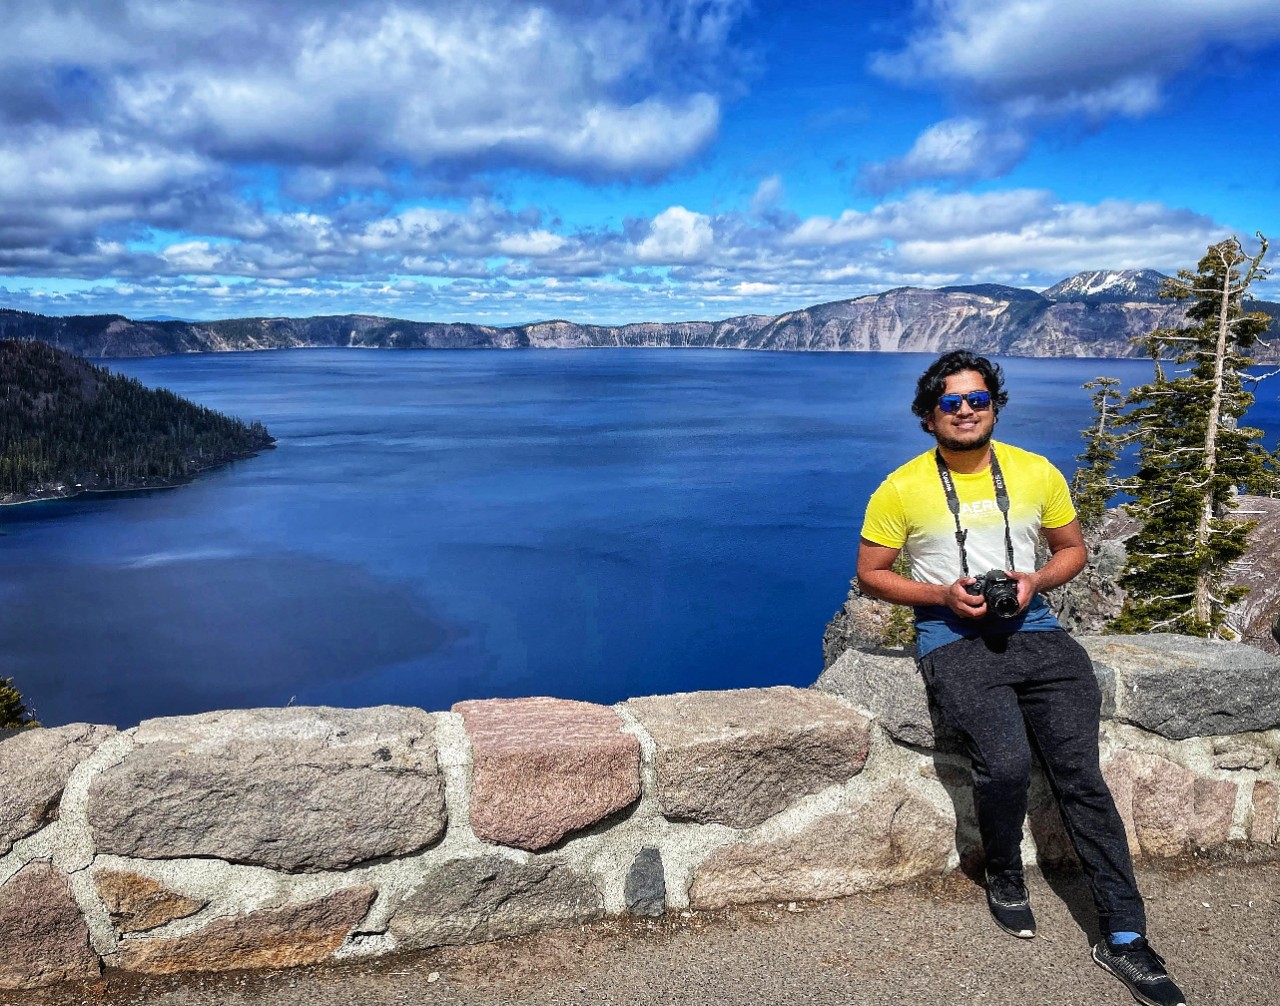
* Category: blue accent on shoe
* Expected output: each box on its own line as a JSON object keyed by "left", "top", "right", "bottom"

{"left": 1109, "top": 931, "right": 1142, "bottom": 946}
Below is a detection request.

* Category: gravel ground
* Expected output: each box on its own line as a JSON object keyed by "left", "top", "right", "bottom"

{"left": 9, "top": 858, "right": 1279, "bottom": 1006}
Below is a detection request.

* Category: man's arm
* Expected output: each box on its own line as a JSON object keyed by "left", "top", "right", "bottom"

{"left": 856, "top": 538, "right": 988, "bottom": 619}
{"left": 1007, "top": 518, "right": 1089, "bottom": 611}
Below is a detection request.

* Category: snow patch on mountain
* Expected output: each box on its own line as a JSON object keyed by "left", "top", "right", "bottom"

{"left": 1042, "top": 269, "right": 1170, "bottom": 303}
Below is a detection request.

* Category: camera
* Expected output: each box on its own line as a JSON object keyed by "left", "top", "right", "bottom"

{"left": 965, "top": 569, "right": 1021, "bottom": 618}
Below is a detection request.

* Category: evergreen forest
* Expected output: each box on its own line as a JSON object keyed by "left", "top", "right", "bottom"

{"left": 1, "top": 339, "right": 273, "bottom": 500}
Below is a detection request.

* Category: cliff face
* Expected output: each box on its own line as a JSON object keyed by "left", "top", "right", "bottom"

{"left": 747, "top": 290, "right": 1188, "bottom": 357}
{"left": 2, "top": 279, "right": 1275, "bottom": 360}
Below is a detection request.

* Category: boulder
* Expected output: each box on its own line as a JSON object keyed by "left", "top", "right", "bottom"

{"left": 0, "top": 861, "right": 100, "bottom": 990}
{"left": 0, "top": 723, "right": 116, "bottom": 854}
{"left": 389, "top": 857, "right": 602, "bottom": 949}
{"left": 93, "top": 870, "right": 207, "bottom": 934}
{"left": 116, "top": 886, "right": 375, "bottom": 975}
{"left": 1080, "top": 635, "right": 1280, "bottom": 739}
{"left": 88, "top": 706, "right": 445, "bottom": 872}
{"left": 625, "top": 687, "right": 871, "bottom": 828}
{"left": 455, "top": 697, "right": 640, "bottom": 850}
{"left": 688, "top": 782, "right": 953, "bottom": 909}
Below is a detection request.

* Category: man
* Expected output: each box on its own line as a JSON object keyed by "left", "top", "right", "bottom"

{"left": 857, "top": 350, "right": 1186, "bottom": 1006}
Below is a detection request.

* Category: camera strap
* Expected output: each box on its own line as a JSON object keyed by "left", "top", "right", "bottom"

{"left": 933, "top": 446, "right": 1016, "bottom": 577}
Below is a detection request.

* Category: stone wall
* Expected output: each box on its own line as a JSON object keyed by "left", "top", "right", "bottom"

{"left": 2, "top": 634, "right": 1279, "bottom": 991}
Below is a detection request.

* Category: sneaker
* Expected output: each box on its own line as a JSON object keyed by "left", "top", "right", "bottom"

{"left": 985, "top": 871, "right": 1035, "bottom": 939}
{"left": 1092, "top": 937, "right": 1187, "bottom": 1006}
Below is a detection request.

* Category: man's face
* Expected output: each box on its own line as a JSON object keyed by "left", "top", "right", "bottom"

{"left": 926, "top": 369, "right": 996, "bottom": 452}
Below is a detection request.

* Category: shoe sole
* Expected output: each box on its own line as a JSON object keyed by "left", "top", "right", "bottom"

{"left": 1091, "top": 947, "right": 1185, "bottom": 1006}
{"left": 991, "top": 918, "right": 1035, "bottom": 939}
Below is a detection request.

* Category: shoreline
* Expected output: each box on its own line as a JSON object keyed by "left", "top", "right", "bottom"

{"left": 0, "top": 442, "right": 275, "bottom": 509}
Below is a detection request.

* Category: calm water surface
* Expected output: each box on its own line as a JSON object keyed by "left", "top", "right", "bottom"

{"left": 4, "top": 349, "right": 1278, "bottom": 727}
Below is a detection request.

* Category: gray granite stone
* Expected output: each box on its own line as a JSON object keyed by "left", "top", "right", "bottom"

{"left": 814, "top": 648, "right": 953, "bottom": 749}
{"left": 88, "top": 706, "right": 445, "bottom": 872}
{"left": 0, "top": 723, "right": 117, "bottom": 855}
{"left": 689, "top": 781, "right": 953, "bottom": 909}
{"left": 626, "top": 687, "right": 871, "bottom": 829}
{"left": 1080, "top": 634, "right": 1280, "bottom": 739}
{"left": 389, "top": 857, "right": 602, "bottom": 949}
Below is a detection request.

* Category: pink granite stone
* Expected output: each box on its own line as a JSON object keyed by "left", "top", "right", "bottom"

{"left": 0, "top": 861, "right": 100, "bottom": 990}
{"left": 1106, "top": 751, "right": 1237, "bottom": 858}
{"left": 455, "top": 697, "right": 641, "bottom": 851}
{"left": 1189, "top": 777, "right": 1238, "bottom": 850}
{"left": 1250, "top": 781, "right": 1278, "bottom": 844}
{"left": 1101, "top": 749, "right": 1141, "bottom": 856}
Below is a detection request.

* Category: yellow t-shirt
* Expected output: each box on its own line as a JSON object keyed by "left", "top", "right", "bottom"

{"left": 861, "top": 441, "right": 1076, "bottom": 654}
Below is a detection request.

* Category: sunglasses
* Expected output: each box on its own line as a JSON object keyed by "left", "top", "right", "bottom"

{"left": 937, "top": 391, "right": 992, "bottom": 413}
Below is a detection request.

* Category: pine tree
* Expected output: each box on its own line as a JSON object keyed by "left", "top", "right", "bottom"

{"left": 0, "top": 677, "right": 38, "bottom": 728}
{"left": 1110, "top": 234, "right": 1280, "bottom": 637}
{"left": 1071, "top": 377, "right": 1126, "bottom": 534}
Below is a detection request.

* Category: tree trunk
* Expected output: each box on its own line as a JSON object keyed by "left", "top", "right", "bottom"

{"left": 1193, "top": 248, "right": 1234, "bottom": 624}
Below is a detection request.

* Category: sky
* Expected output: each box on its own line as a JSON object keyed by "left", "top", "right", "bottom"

{"left": 2, "top": 0, "right": 1279, "bottom": 325}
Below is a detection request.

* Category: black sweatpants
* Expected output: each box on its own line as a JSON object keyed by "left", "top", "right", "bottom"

{"left": 918, "top": 629, "right": 1146, "bottom": 934}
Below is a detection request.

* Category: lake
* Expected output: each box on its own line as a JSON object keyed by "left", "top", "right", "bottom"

{"left": 4, "top": 349, "right": 1278, "bottom": 728}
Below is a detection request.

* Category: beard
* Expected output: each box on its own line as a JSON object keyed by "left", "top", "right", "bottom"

{"left": 934, "top": 426, "right": 993, "bottom": 453}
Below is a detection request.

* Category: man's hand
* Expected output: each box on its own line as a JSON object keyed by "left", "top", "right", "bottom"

{"left": 944, "top": 577, "right": 988, "bottom": 619}
{"left": 1006, "top": 569, "right": 1041, "bottom": 613}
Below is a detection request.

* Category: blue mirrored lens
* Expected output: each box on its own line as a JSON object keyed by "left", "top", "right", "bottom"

{"left": 938, "top": 392, "right": 991, "bottom": 413}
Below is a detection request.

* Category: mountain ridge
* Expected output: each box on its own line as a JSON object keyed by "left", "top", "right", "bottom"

{"left": 3, "top": 269, "right": 1277, "bottom": 361}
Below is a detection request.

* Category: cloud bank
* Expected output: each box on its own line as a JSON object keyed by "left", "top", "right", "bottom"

{"left": 862, "top": 0, "right": 1280, "bottom": 190}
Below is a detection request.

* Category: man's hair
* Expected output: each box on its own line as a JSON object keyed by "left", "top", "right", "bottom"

{"left": 910, "top": 350, "right": 1009, "bottom": 433}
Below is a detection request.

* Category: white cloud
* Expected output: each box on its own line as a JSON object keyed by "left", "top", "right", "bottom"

{"left": 859, "top": 117, "right": 1028, "bottom": 193}
{"left": 864, "top": 0, "right": 1280, "bottom": 186}
{"left": 874, "top": 0, "right": 1280, "bottom": 109}
{"left": 1, "top": 1, "right": 743, "bottom": 178}
{"left": 496, "top": 231, "right": 567, "bottom": 257}
{"left": 634, "top": 206, "right": 714, "bottom": 263}
{"left": 788, "top": 190, "right": 1055, "bottom": 246}
{"left": 1, "top": 186, "right": 1234, "bottom": 324}
{"left": 750, "top": 175, "right": 785, "bottom": 216}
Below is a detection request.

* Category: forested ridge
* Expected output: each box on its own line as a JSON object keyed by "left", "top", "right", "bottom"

{"left": 1, "top": 338, "right": 273, "bottom": 502}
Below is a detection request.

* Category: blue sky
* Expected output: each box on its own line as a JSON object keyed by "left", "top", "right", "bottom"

{"left": 2, "top": 0, "right": 1279, "bottom": 324}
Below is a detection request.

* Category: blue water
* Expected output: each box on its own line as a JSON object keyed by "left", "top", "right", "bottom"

{"left": 4, "top": 349, "right": 1279, "bottom": 728}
